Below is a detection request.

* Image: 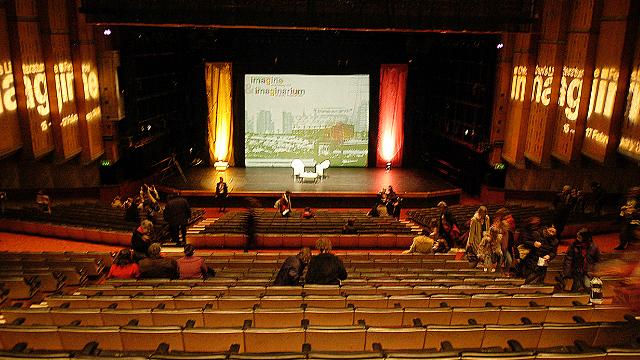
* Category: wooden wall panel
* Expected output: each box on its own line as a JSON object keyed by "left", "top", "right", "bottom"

{"left": 39, "top": 0, "right": 82, "bottom": 161}
{"left": 489, "top": 33, "right": 513, "bottom": 165}
{"left": 69, "top": 0, "right": 103, "bottom": 162}
{"left": 581, "top": 0, "right": 638, "bottom": 163}
{"left": 524, "top": 0, "right": 569, "bottom": 166}
{"left": 618, "top": 26, "right": 640, "bottom": 161}
{"left": 0, "top": 9, "right": 22, "bottom": 158}
{"left": 551, "top": 0, "right": 601, "bottom": 163}
{"left": 7, "top": 0, "right": 54, "bottom": 159}
{"left": 502, "top": 33, "right": 537, "bottom": 168}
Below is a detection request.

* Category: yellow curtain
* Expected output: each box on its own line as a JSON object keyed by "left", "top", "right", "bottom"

{"left": 205, "top": 62, "right": 234, "bottom": 166}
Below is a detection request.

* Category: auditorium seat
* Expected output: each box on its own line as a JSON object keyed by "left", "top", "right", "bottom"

{"left": 497, "top": 306, "right": 547, "bottom": 325}
{"left": 346, "top": 295, "right": 388, "bottom": 308}
{"left": 480, "top": 324, "right": 543, "bottom": 349}
{"left": 253, "top": 308, "right": 304, "bottom": 328}
{"left": 365, "top": 326, "right": 427, "bottom": 351}
{"left": 355, "top": 308, "right": 403, "bottom": 327}
{"left": 101, "top": 308, "right": 154, "bottom": 326}
{"left": 536, "top": 323, "right": 599, "bottom": 348}
{"left": 182, "top": 327, "right": 245, "bottom": 352}
{"left": 423, "top": 325, "right": 485, "bottom": 350}
{"left": 151, "top": 308, "right": 204, "bottom": 327}
{"left": 173, "top": 295, "right": 218, "bottom": 309}
{"left": 202, "top": 308, "right": 253, "bottom": 327}
{"left": 260, "top": 296, "right": 304, "bottom": 309}
{"left": 244, "top": 327, "right": 306, "bottom": 353}
{"left": 429, "top": 295, "right": 470, "bottom": 308}
{"left": 305, "top": 326, "right": 367, "bottom": 352}
{"left": 545, "top": 306, "right": 593, "bottom": 323}
{"left": 450, "top": 307, "right": 500, "bottom": 325}
{"left": 120, "top": 325, "right": 184, "bottom": 351}
{"left": 402, "top": 308, "right": 452, "bottom": 326}
{"left": 304, "top": 307, "right": 355, "bottom": 326}
{"left": 50, "top": 308, "right": 104, "bottom": 326}
{"left": 1, "top": 307, "right": 52, "bottom": 325}
{"left": 0, "top": 325, "right": 63, "bottom": 350}
{"left": 305, "top": 285, "right": 341, "bottom": 296}
{"left": 217, "top": 296, "right": 261, "bottom": 309}
{"left": 304, "top": 295, "right": 347, "bottom": 308}
{"left": 58, "top": 325, "right": 123, "bottom": 351}
{"left": 131, "top": 295, "right": 176, "bottom": 310}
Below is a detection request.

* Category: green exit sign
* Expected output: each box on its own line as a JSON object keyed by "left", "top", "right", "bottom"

{"left": 494, "top": 163, "right": 506, "bottom": 170}
{"left": 100, "top": 160, "right": 112, "bottom": 167}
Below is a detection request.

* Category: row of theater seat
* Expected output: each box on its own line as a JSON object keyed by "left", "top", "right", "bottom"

{"left": 2, "top": 303, "right": 631, "bottom": 328}
{"left": 0, "top": 320, "right": 637, "bottom": 353}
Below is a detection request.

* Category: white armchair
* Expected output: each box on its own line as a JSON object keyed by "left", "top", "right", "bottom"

{"left": 291, "top": 159, "right": 305, "bottom": 182}
{"left": 315, "top": 159, "right": 330, "bottom": 179}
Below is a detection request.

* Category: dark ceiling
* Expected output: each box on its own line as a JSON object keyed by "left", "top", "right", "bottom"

{"left": 80, "top": 0, "right": 537, "bottom": 33}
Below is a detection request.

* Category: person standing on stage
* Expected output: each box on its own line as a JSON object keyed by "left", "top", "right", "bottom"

{"left": 163, "top": 193, "right": 191, "bottom": 246}
{"left": 275, "top": 190, "right": 292, "bottom": 217}
{"left": 215, "top": 177, "right": 229, "bottom": 212}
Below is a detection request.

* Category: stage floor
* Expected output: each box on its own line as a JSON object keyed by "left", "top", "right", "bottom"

{"left": 161, "top": 167, "right": 460, "bottom": 208}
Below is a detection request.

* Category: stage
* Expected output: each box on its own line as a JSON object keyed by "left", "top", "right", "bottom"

{"left": 159, "top": 167, "right": 461, "bottom": 208}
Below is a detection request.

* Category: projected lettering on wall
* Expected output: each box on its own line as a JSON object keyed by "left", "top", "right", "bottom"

{"left": 531, "top": 66, "right": 554, "bottom": 106}
{"left": 54, "top": 61, "right": 74, "bottom": 111}
{"left": 558, "top": 67, "right": 584, "bottom": 123}
{"left": 619, "top": 136, "right": 640, "bottom": 155}
{"left": 81, "top": 63, "right": 99, "bottom": 101}
{"left": 85, "top": 106, "right": 101, "bottom": 123}
{"left": 22, "top": 63, "right": 50, "bottom": 118}
{"left": 510, "top": 66, "right": 527, "bottom": 102}
{"left": 618, "top": 66, "right": 640, "bottom": 159}
{"left": 626, "top": 68, "right": 640, "bottom": 125}
{"left": 0, "top": 61, "right": 17, "bottom": 114}
{"left": 247, "top": 76, "right": 306, "bottom": 97}
{"left": 585, "top": 127, "right": 609, "bottom": 145}
{"left": 588, "top": 68, "right": 618, "bottom": 119}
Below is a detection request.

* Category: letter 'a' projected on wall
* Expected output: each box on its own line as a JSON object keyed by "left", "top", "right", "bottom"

{"left": 244, "top": 74, "right": 369, "bottom": 167}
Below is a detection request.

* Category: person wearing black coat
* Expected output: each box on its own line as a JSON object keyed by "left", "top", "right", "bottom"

{"left": 273, "top": 248, "right": 311, "bottom": 286}
{"left": 163, "top": 193, "right": 191, "bottom": 245}
{"left": 560, "top": 228, "right": 600, "bottom": 292}
{"left": 306, "top": 239, "right": 347, "bottom": 285}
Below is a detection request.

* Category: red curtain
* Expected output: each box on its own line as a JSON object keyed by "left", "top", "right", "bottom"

{"left": 377, "top": 64, "right": 407, "bottom": 167}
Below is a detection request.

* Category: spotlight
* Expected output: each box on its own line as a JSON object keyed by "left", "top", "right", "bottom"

{"left": 496, "top": 43, "right": 504, "bottom": 49}
{"left": 385, "top": 162, "right": 392, "bottom": 171}
{"left": 103, "top": 28, "right": 112, "bottom": 36}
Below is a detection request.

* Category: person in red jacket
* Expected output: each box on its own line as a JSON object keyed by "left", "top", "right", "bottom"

{"left": 108, "top": 249, "right": 140, "bottom": 279}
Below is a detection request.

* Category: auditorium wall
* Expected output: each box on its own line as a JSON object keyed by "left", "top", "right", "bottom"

{"left": 0, "top": 0, "right": 105, "bottom": 189}
{"left": 499, "top": 0, "right": 640, "bottom": 191}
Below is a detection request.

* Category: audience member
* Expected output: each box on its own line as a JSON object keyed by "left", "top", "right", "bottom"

{"left": 553, "top": 185, "right": 574, "bottom": 238}
{"left": 306, "top": 238, "right": 347, "bottom": 285}
{"left": 342, "top": 218, "right": 358, "bottom": 234}
{"left": 590, "top": 181, "right": 606, "bottom": 217}
{"left": 131, "top": 219, "right": 154, "bottom": 261}
{"left": 524, "top": 225, "right": 558, "bottom": 284}
{"left": 177, "top": 244, "right": 214, "bottom": 279}
{"left": 301, "top": 207, "right": 314, "bottom": 219}
{"left": 493, "top": 208, "right": 515, "bottom": 273}
{"left": 273, "top": 247, "right": 312, "bottom": 285}
{"left": 0, "top": 191, "right": 6, "bottom": 214}
{"left": 163, "top": 193, "right": 191, "bottom": 245}
{"left": 403, "top": 229, "right": 434, "bottom": 254}
{"left": 215, "top": 176, "right": 229, "bottom": 212}
{"left": 108, "top": 249, "right": 140, "bottom": 279}
{"left": 515, "top": 216, "right": 542, "bottom": 278}
{"left": 111, "top": 196, "right": 123, "bottom": 209}
{"left": 125, "top": 196, "right": 141, "bottom": 223}
{"left": 615, "top": 187, "right": 639, "bottom": 250}
{"left": 478, "top": 226, "right": 502, "bottom": 272}
{"left": 274, "top": 191, "right": 292, "bottom": 217}
{"left": 437, "top": 201, "right": 459, "bottom": 249}
{"left": 139, "top": 243, "right": 178, "bottom": 279}
{"left": 559, "top": 228, "right": 600, "bottom": 292}
{"left": 465, "top": 205, "right": 489, "bottom": 265}
{"left": 36, "top": 189, "right": 51, "bottom": 214}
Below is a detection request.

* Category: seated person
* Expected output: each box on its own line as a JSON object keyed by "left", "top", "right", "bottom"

{"left": 403, "top": 229, "right": 434, "bottom": 254}
{"left": 301, "top": 207, "right": 314, "bottom": 219}
{"left": 342, "top": 218, "right": 358, "bottom": 234}
{"left": 273, "top": 247, "right": 312, "bottom": 286}
{"left": 131, "top": 219, "right": 154, "bottom": 262}
{"left": 111, "top": 196, "right": 123, "bottom": 209}
{"left": 274, "top": 191, "right": 292, "bottom": 217}
{"left": 306, "top": 238, "right": 348, "bottom": 285}
{"left": 138, "top": 243, "right": 178, "bottom": 279}
{"left": 177, "top": 244, "right": 214, "bottom": 279}
{"left": 108, "top": 249, "right": 140, "bottom": 279}
{"left": 36, "top": 189, "right": 51, "bottom": 214}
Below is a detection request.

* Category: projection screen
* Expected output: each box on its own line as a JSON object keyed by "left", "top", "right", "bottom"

{"left": 244, "top": 74, "right": 369, "bottom": 167}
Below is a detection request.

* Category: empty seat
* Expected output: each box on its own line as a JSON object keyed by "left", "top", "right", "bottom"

{"left": 365, "top": 327, "right": 427, "bottom": 351}
{"left": 253, "top": 308, "right": 304, "bottom": 328}
{"left": 58, "top": 325, "right": 123, "bottom": 351}
{"left": 423, "top": 325, "right": 484, "bottom": 350}
{"left": 244, "top": 327, "right": 306, "bottom": 353}
{"left": 0, "top": 325, "right": 63, "bottom": 350}
{"left": 402, "top": 308, "right": 452, "bottom": 326}
{"left": 203, "top": 308, "right": 253, "bottom": 328}
{"left": 305, "top": 326, "right": 367, "bottom": 352}
{"left": 120, "top": 325, "right": 184, "bottom": 351}
{"left": 101, "top": 308, "right": 153, "bottom": 326}
{"left": 182, "top": 327, "right": 245, "bottom": 352}
{"left": 304, "top": 307, "right": 355, "bottom": 326}
{"left": 354, "top": 308, "right": 404, "bottom": 327}
{"left": 481, "top": 324, "right": 542, "bottom": 349}
{"left": 152, "top": 308, "right": 204, "bottom": 327}
{"left": 537, "top": 323, "right": 599, "bottom": 348}
{"left": 450, "top": 307, "right": 500, "bottom": 325}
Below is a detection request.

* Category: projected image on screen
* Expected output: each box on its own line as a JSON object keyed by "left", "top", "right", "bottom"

{"left": 244, "top": 74, "right": 369, "bottom": 167}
